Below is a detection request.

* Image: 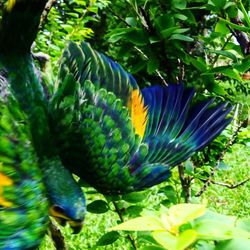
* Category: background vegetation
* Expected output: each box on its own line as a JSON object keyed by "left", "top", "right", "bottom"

{"left": 34, "top": 0, "right": 250, "bottom": 249}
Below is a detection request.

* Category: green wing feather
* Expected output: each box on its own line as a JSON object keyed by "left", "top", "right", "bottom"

{"left": 52, "top": 42, "right": 232, "bottom": 194}
{"left": 0, "top": 98, "right": 49, "bottom": 250}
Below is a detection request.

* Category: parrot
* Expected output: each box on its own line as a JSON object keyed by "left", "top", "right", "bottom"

{"left": 0, "top": 0, "right": 232, "bottom": 248}
{"left": 0, "top": 0, "right": 86, "bottom": 248}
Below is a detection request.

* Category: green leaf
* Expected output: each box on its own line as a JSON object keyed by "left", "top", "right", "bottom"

{"left": 208, "top": 50, "right": 238, "bottom": 62}
{"left": 177, "top": 230, "right": 197, "bottom": 250}
{"left": 168, "top": 204, "right": 206, "bottom": 227}
{"left": 184, "top": 160, "right": 194, "bottom": 174}
{"left": 147, "top": 57, "right": 160, "bottom": 74}
{"left": 170, "top": 34, "right": 194, "bottom": 42}
{"left": 220, "top": 68, "right": 242, "bottom": 81}
{"left": 215, "top": 239, "right": 250, "bottom": 250}
{"left": 237, "top": 218, "right": 250, "bottom": 232}
{"left": 125, "top": 205, "right": 144, "bottom": 217}
{"left": 234, "top": 57, "right": 250, "bottom": 73}
{"left": 96, "top": 231, "right": 120, "bottom": 246}
{"left": 155, "top": 15, "right": 175, "bottom": 31}
{"left": 211, "top": 0, "right": 226, "bottom": 9}
{"left": 219, "top": 18, "right": 250, "bottom": 32}
{"left": 122, "top": 191, "right": 147, "bottom": 203}
{"left": 110, "top": 216, "right": 165, "bottom": 231}
{"left": 153, "top": 231, "right": 177, "bottom": 250}
{"left": 174, "top": 14, "right": 188, "bottom": 21}
{"left": 189, "top": 57, "right": 207, "bottom": 72}
{"left": 172, "top": 0, "right": 187, "bottom": 10}
{"left": 140, "top": 246, "right": 166, "bottom": 250}
{"left": 87, "top": 200, "right": 109, "bottom": 214}
{"left": 125, "top": 29, "right": 148, "bottom": 46}
{"left": 160, "top": 27, "right": 179, "bottom": 39}
{"left": 215, "top": 20, "right": 230, "bottom": 34}
{"left": 194, "top": 220, "right": 250, "bottom": 241}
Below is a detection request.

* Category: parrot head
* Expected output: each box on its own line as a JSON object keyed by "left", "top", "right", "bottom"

{"left": 42, "top": 157, "right": 87, "bottom": 234}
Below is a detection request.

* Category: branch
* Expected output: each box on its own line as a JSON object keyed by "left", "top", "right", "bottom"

{"left": 178, "top": 164, "right": 192, "bottom": 203}
{"left": 112, "top": 201, "right": 137, "bottom": 249}
{"left": 228, "top": 17, "right": 250, "bottom": 55}
{"left": 40, "top": 0, "right": 57, "bottom": 28}
{"left": 195, "top": 121, "right": 244, "bottom": 197}
{"left": 197, "top": 177, "right": 250, "bottom": 189}
{"left": 49, "top": 219, "right": 68, "bottom": 250}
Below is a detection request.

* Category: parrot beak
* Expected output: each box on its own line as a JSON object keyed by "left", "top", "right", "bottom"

{"left": 68, "top": 220, "right": 84, "bottom": 234}
{"left": 49, "top": 205, "right": 84, "bottom": 234}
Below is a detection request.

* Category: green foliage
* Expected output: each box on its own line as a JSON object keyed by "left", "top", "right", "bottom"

{"left": 34, "top": 0, "right": 250, "bottom": 249}
{"left": 110, "top": 204, "right": 250, "bottom": 250}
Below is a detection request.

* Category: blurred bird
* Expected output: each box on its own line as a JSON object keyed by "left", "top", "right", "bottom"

{"left": 0, "top": 0, "right": 232, "bottom": 249}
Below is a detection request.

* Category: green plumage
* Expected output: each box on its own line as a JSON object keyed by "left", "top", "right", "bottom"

{"left": 0, "top": 98, "right": 48, "bottom": 250}
{"left": 0, "top": 1, "right": 232, "bottom": 249}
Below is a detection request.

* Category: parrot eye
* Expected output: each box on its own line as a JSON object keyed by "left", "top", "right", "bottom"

{"left": 52, "top": 205, "right": 65, "bottom": 215}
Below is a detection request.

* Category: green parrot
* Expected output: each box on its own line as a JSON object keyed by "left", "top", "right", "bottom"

{"left": 0, "top": 1, "right": 86, "bottom": 248}
{"left": 0, "top": 0, "right": 232, "bottom": 249}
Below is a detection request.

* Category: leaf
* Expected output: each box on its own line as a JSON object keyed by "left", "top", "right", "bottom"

{"left": 176, "top": 229, "right": 197, "bottom": 250}
{"left": 184, "top": 160, "right": 194, "bottom": 174}
{"left": 174, "top": 14, "right": 188, "bottom": 21}
{"left": 215, "top": 20, "right": 230, "bottom": 34}
{"left": 125, "top": 205, "right": 144, "bottom": 217}
{"left": 170, "top": 34, "right": 194, "bottom": 42}
{"left": 219, "top": 18, "right": 250, "bottom": 32}
{"left": 168, "top": 204, "right": 206, "bottom": 227}
{"left": 87, "top": 200, "right": 109, "bottom": 214}
{"left": 110, "top": 216, "right": 165, "bottom": 231}
{"left": 215, "top": 239, "right": 250, "bottom": 250}
{"left": 237, "top": 218, "right": 250, "bottom": 232}
{"left": 220, "top": 68, "right": 242, "bottom": 81}
{"left": 194, "top": 220, "right": 250, "bottom": 241}
{"left": 208, "top": 50, "right": 238, "bottom": 62}
{"left": 147, "top": 57, "right": 160, "bottom": 74}
{"left": 172, "top": 0, "right": 187, "bottom": 10}
{"left": 122, "top": 191, "right": 148, "bottom": 203}
{"left": 208, "top": 66, "right": 242, "bottom": 81}
{"left": 234, "top": 58, "right": 250, "bottom": 73}
{"left": 155, "top": 15, "right": 175, "bottom": 31}
{"left": 125, "top": 29, "right": 148, "bottom": 46}
{"left": 160, "top": 27, "right": 179, "bottom": 39}
{"left": 96, "top": 231, "right": 120, "bottom": 246}
{"left": 153, "top": 231, "right": 177, "bottom": 250}
{"left": 189, "top": 57, "right": 207, "bottom": 72}
{"left": 140, "top": 246, "right": 166, "bottom": 250}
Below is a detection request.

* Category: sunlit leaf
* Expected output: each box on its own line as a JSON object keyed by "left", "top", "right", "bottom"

{"left": 110, "top": 216, "right": 165, "bottom": 231}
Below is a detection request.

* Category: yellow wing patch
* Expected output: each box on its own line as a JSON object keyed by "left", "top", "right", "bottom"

{"left": 6, "top": 0, "right": 16, "bottom": 12}
{"left": 128, "top": 89, "right": 148, "bottom": 138}
{"left": 0, "top": 172, "right": 13, "bottom": 207}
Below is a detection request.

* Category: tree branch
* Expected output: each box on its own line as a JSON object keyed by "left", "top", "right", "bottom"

{"left": 40, "top": 0, "right": 57, "bottom": 28}
{"left": 49, "top": 219, "right": 68, "bottom": 250}
{"left": 195, "top": 121, "right": 244, "bottom": 197}
{"left": 112, "top": 201, "right": 137, "bottom": 249}
{"left": 198, "top": 177, "right": 250, "bottom": 189}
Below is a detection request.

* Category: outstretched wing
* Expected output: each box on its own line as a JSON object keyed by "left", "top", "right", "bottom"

{"left": 128, "top": 84, "right": 232, "bottom": 189}
{"left": 0, "top": 98, "right": 49, "bottom": 250}
{"left": 51, "top": 42, "right": 232, "bottom": 194}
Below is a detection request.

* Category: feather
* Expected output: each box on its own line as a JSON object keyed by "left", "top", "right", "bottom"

{"left": 127, "top": 89, "right": 148, "bottom": 138}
